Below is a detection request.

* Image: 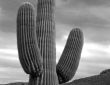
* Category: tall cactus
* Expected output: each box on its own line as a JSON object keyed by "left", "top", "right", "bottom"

{"left": 17, "top": 0, "right": 84, "bottom": 85}
{"left": 57, "top": 28, "right": 84, "bottom": 84}
{"left": 36, "top": 0, "right": 59, "bottom": 85}
{"left": 17, "top": 2, "right": 43, "bottom": 85}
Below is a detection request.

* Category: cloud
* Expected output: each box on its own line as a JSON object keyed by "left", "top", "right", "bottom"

{"left": 89, "top": 7, "right": 110, "bottom": 22}
{"left": 1, "top": 0, "right": 110, "bottom": 44}
{"left": 0, "top": 48, "right": 17, "bottom": 56}
{"left": 55, "top": 3, "right": 110, "bottom": 43}
{"left": 56, "top": 4, "right": 109, "bottom": 27}
{"left": 0, "top": 33, "right": 16, "bottom": 50}
{"left": 55, "top": 0, "right": 110, "bottom": 44}
{"left": 0, "top": 0, "right": 37, "bottom": 33}
{"left": 81, "top": 43, "right": 110, "bottom": 57}
{"left": 73, "top": 42, "right": 110, "bottom": 79}
{"left": 0, "top": 67, "right": 28, "bottom": 84}
{"left": 0, "top": 48, "right": 20, "bottom": 67}
{"left": 0, "top": 8, "right": 2, "bottom": 19}
{"left": 0, "top": 30, "right": 27, "bottom": 83}
{"left": 0, "top": 46, "right": 28, "bottom": 84}
{"left": 58, "top": 0, "right": 110, "bottom": 7}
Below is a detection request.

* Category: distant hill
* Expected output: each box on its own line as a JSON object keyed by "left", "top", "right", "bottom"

{"left": 65, "top": 69, "right": 110, "bottom": 85}
{"left": 1, "top": 69, "right": 110, "bottom": 85}
{"left": 0, "top": 82, "right": 27, "bottom": 85}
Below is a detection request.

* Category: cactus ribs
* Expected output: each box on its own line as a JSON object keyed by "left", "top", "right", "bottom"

{"left": 17, "top": 1, "right": 84, "bottom": 85}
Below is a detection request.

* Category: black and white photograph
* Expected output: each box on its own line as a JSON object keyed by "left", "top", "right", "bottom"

{"left": 0, "top": 0, "right": 110, "bottom": 85}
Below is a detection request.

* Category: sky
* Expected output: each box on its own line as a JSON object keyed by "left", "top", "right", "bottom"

{"left": 0, "top": 0, "right": 110, "bottom": 84}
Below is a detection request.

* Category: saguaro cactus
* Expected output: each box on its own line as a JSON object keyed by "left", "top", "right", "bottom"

{"left": 17, "top": 2, "right": 43, "bottom": 85}
{"left": 17, "top": 0, "right": 84, "bottom": 85}
{"left": 57, "top": 28, "right": 84, "bottom": 84}
{"left": 36, "top": 0, "right": 59, "bottom": 85}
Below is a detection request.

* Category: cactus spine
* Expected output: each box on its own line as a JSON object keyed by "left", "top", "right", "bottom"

{"left": 36, "top": 0, "right": 59, "bottom": 85}
{"left": 57, "top": 28, "right": 84, "bottom": 84}
{"left": 17, "top": 2, "right": 43, "bottom": 85}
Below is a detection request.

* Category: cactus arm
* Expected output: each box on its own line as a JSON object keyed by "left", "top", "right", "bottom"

{"left": 57, "top": 28, "right": 84, "bottom": 84}
{"left": 17, "top": 2, "right": 43, "bottom": 85}
{"left": 36, "top": 0, "right": 59, "bottom": 85}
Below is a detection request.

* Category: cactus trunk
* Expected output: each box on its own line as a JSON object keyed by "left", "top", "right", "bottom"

{"left": 28, "top": 75, "right": 43, "bottom": 85}
{"left": 36, "top": 0, "right": 59, "bottom": 85}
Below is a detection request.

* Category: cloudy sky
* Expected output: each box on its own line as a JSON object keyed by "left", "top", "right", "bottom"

{"left": 0, "top": 0, "right": 110, "bottom": 84}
